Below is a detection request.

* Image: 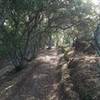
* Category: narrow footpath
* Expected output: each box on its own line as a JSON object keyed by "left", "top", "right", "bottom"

{"left": 5, "top": 49, "right": 60, "bottom": 100}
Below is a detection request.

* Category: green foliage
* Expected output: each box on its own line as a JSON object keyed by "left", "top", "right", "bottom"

{"left": 0, "top": 0, "right": 99, "bottom": 70}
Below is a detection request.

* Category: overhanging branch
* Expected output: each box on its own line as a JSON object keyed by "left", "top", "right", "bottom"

{"left": 50, "top": 22, "right": 80, "bottom": 30}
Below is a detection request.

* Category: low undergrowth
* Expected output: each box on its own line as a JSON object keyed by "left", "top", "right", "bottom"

{"left": 58, "top": 46, "right": 100, "bottom": 100}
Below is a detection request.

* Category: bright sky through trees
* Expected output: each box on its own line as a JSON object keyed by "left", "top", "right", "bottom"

{"left": 91, "top": 0, "right": 100, "bottom": 14}
{"left": 83, "top": 0, "right": 100, "bottom": 14}
{"left": 91, "top": 0, "right": 100, "bottom": 5}
{"left": 83, "top": 0, "right": 100, "bottom": 5}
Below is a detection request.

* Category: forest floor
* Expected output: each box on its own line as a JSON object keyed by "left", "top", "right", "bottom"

{"left": 0, "top": 48, "right": 100, "bottom": 100}
{"left": 0, "top": 48, "right": 61, "bottom": 100}
{"left": 59, "top": 48, "right": 100, "bottom": 100}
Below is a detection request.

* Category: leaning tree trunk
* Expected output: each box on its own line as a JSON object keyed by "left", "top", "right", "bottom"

{"left": 94, "top": 24, "right": 100, "bottom": 56}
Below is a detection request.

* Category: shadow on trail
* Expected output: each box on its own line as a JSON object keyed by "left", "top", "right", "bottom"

{"left": 6, "top": 49, "right": 59, "bottom": 100}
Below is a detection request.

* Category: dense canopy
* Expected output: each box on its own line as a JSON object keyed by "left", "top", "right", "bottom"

{"left": 0, "top": 0, "right": 100, "bottom": 70}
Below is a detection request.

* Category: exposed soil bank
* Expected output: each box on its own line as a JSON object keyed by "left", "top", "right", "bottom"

{"left": 58, "top": 48, "right": 100, "bottom": 100}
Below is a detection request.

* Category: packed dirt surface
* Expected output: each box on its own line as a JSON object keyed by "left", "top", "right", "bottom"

{"left": 0, "top": 48, "right": 100, "bottom": 100}
{"left": 0, "top": 49, "right": 60, "bottom": 100}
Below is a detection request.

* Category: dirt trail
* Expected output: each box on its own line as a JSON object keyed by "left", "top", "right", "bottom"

{"left": 4, "top": 49, "right": 60, "bottom": 100}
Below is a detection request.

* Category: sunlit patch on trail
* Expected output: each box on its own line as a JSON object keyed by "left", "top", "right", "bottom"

{"left": 33, "top": 74, "right": 48, "bottom": 79}
{"left": 47, "top": 83, "right": 59, "bottom": 100}
{"left": 36, "top": 50, "right": 59, "bottom": 65}
{"left": 0, "top": 84, "right": 14, "bottom": 96}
